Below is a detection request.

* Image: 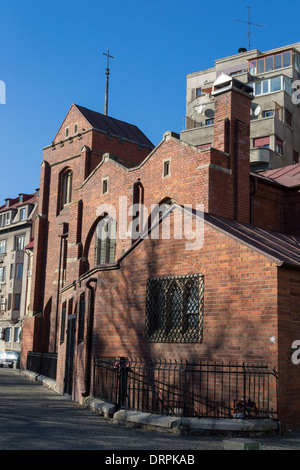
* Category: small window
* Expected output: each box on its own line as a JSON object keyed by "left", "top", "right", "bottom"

{"left": 274, "top": 54, "right": 282, "bottom": 69}
{"left": 0, "top": 266, "right": 6, "bottom": 283}
{"left": 275, "top": 138, "right": 283, "bottom": 155}
{"left": 205, "top": 118, "right": 214, "bottom": 126}
{"left": 102, "top": 178, "right": 108, "bottom": 194}
{"left": 283, "top": 51, "right": 291, "bottom": 68}
{"left": 74, "top": 123, "right": 78, "bottom": 134}
{"left": 16, "top": 235, "right": 26, "bottom": 251}
{"left": 196, "top": 87, "right": 202, "bottom": 97}
{"left": 0, "top": 240, "right": 6, "bottom": 254}
{"left": 5, "top": 328, "right": 11, "bottom": 342}
{"left": 20, "top": 208, "right": 27, "bottom": 221}
{"left": 257, "top": 58, "right": 265, "bottom": 73}
{"left": 61, "top": 170, "right": 73, "bottom": 207}
{"left": 7, "top": 294, "right": 12, "bottom": 310}
{"left": 16, "top": 264, "right": 23, "bottom": 280}
{"left": 14, "top": 294, "right": 20, "bottom": 310}
{"left": 14, "top": 327, "right": 21, "bottom": 343}
{"left": 285, "top": 109, "right": 293, "bottom": 127}
{"left": 265, "top": 55, "right": 274, "bottom": 72}
{"left": 65, "top": 127, "right": 69, "bottom": 138}
{"left": 253, "top": 136, "right": 270, "bottom": 148}
{"left": 262, "top": 110, "right": 274, "bottom": 118}
{"left": 163, "top": 160, "right": 170, "bottom": 178}
{"left": 249, "top": 59, "right": 257, "bottom": 75}
{"left": 10, "top": 264, "right": 14, "bottom": 280}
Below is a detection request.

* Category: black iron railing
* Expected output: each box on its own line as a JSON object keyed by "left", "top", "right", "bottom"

{"left": 26, "top": 352, "right": 42, "bottom": 374}
{"left": 26, "top": 352, "right": 57, "bottom": 380}
{"left": 93, "top": 357, "right": 278, "bottom": 420}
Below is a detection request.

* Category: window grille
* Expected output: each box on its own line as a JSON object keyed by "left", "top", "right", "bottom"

{"left": 146, "top": 274, "right": 204, "bottom": 343}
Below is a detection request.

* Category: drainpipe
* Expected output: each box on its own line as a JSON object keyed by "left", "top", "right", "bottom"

{"left": 82, "top": 277, "right": 97, "bottom": 398}
{"left": 54, "top": 234, "right": 67, "bottom": 352}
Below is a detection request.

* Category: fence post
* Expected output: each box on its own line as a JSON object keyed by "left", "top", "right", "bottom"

{"left": 243, "top": 362, "right": 246, "bottom": 419}
{"left": 118, "top": 357, "right": 128, "bottom": 409}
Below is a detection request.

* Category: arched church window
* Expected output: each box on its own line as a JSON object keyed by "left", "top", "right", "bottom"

{"left": 62, "top": 170, "right": 73, "bottom": 206}
{"left": 94, "top": 215, "right": 116, "bottom": 265}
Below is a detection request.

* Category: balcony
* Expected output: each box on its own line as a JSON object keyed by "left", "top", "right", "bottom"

{"left": 250, "top": 147, "right": 284, "bottom": 171}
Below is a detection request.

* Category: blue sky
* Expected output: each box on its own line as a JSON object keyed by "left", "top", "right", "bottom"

{"left": 0, "top": 0, "right": 299, "bottom": 204}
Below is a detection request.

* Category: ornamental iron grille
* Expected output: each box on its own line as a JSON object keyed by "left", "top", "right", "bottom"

{"left": 146, "top": 274, "right": 204, "bottom": 343}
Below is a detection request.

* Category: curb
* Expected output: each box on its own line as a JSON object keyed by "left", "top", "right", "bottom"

{"left": 86, "top": 397, "right": 279, "bottom": 436}
{"left": 20, "top": 371, "right": 280, "bottom": 436}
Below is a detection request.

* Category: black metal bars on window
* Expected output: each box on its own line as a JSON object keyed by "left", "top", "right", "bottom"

{"left": 146, "top": 274, "right": 204, "bottom": 343}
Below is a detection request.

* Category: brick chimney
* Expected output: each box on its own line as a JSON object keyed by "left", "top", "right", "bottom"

{"left": 211, "top": 74, "right": 253, "bottom": 224}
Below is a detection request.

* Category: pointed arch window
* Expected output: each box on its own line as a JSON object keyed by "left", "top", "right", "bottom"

{"left": 94, "top": 215, "right": 117, "bottom": 265}
{"left": 62, "top": 170, "right": 73, "bottom": 206}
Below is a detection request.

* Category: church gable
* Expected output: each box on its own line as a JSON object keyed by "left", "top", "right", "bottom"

{"left": 53, "top": 104, "right": 91, "bottom": 143}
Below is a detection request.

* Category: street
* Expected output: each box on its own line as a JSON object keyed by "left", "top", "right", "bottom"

{"left": 0, "top": 368, "right": 300, "bottom": 452}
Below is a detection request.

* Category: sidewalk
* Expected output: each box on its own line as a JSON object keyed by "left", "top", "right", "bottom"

{"left": 1, "top": 368, "right": 300, "bottom": 450}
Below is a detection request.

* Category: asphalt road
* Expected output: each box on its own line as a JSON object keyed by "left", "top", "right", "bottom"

{"left": 0, "top": 368, "right": 300, "bottom": 454}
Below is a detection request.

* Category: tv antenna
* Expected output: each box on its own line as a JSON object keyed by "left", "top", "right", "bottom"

{"left": 103, "top": 48, "right": 114, "bottom": 115}
{"left": 236, "top": 7, "right": 264, "bottom": 51}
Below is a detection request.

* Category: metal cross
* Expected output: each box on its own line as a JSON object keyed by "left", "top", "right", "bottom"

{"left": 103, "top": 48, "right": 114, "bottom": 116}
{"left": 236, "top": 7, "right": 264, "bottom": 51}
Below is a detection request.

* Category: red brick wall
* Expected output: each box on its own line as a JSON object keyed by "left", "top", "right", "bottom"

{"left": 58, "top": 217, "right": 280, "bottom": 405}
{"left": 277, "top": 268, "right": 300, "bottom": 429}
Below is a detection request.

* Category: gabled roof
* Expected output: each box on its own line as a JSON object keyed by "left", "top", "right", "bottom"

{"left": 75, "top": 105, "right": 154, "bottom": 149}
{"left": 0, "top": 193, "right": 38, "bottom": 213}
{"left": 63, "top": 205, "right": 300, "bottom": 292}
{"left": 253, "top": 163, "right": 300, "bottom": 188}
{"left": 204, "top": 212, "right": 300, "bottom": 268}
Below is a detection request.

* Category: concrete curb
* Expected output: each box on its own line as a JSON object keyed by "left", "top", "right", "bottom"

{"left": 20, "top": 371, "right": 280, "bottom": 436}
{"left": 21, "top": 369, "right": 57, "bottom": 392}
{"left": 88, "top": 397, "right": 279, "bottom": 436}
{"left": 84, "top": 396, "right": 116, "bottom": 418}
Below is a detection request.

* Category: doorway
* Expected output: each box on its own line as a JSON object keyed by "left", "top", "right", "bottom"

{"left": 64, "top": 314, "right": 76, "bottom": 397}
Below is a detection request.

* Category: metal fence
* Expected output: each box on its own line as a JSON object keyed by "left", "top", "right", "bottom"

{"left": 93, "top": 357, "right": 278, "bottom": 420}
{"left": 26, "top": 352, "right": 57, "bottom": 380}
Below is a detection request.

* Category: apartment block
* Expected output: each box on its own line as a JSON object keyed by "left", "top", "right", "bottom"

{"left": 182, "top": 42, "right": 300, "bottom": 171}
{"left": 0, "top": 192, "right": 38, "bottom": 352}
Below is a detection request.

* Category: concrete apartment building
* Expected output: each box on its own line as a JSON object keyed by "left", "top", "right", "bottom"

{"left": 0, "top": 192, "right": 38, "bottom": 353}
{"left": 182, "top": 42, "right": 300, "bottom": 171}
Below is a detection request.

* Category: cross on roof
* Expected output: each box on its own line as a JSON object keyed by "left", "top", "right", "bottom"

{"left": 103, "top": 48, "right": 114, "bottom": 116}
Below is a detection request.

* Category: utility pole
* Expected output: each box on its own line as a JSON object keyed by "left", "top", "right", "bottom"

{"left": 236, "top": 7, "right": 264, "bottom": 51}
{"left": 103, "top": 48, "right": 114, "bottom": 115}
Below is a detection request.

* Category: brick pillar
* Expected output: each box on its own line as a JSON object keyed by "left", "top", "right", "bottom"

{"left": 212, "top": 74, "right": 253, "bottom": 224}
{"left": 28, "top": 160, "right": 50, "bottom": 315}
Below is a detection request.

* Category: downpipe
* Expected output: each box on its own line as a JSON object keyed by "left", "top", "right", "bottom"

{"left": 82, "top": 277, "right": 97, "bottom": 398}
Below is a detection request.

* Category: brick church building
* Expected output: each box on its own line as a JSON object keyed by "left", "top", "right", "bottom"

{"left": 21, "top": 74, "right": 300, "bottom": 429}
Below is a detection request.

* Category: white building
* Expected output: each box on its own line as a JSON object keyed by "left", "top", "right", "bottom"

{"left": 182, "top": 42, "right": 300, "bottom": 171}
{"left": 0, "top": 191, "right": 38, "bottom": 353}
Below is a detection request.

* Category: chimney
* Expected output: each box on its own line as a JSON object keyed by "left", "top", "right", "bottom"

{"left": 211, "top": 74, "right": 253, "bottom": 224}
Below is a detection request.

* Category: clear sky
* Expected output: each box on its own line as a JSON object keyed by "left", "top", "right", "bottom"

{"left": 0, "top": 0, "right": 299, "bottom": 204}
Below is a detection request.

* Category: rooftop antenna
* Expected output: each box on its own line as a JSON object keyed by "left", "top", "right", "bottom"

{"left": 103, "top": 48, "right": 114, "bottom": 115}
{"left": 236, "top": 7, "right": 264, "bottom": 51}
